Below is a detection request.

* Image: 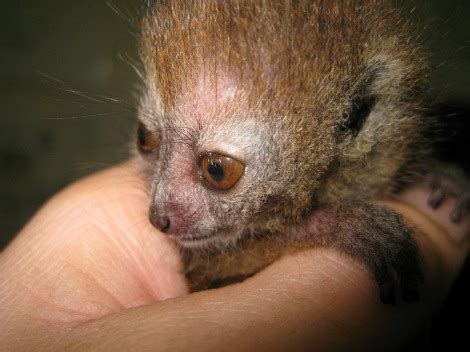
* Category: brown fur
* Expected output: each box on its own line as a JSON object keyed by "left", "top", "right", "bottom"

{"left": 136, "top": 0, "right": 435, "bottom": 303}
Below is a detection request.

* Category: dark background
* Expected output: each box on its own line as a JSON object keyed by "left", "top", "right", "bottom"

{"left": 1, "top": 1, "right": 469, "bottom": 350}
{"left": 1, "top": 0, "right": 141, "bottom": 247}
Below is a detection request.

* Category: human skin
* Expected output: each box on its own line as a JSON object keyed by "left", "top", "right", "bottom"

{"left": 0, "top": 160, "right": 468, "bottom": 351}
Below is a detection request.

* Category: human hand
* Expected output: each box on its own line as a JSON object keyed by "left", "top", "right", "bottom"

{"left": 0, "top": 160, "right": 468, "bottom": 351}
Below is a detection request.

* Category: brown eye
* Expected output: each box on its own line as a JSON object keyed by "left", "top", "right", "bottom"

{"left": 200, "top": 153, "right": 245, "bottom": 191}
{"left": 137, "top": 123, "right": 158, "bottom": 154}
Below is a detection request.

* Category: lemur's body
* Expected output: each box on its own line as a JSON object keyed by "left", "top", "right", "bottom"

{"left": 135, "top": 0, "right": 464, "bottom": 303}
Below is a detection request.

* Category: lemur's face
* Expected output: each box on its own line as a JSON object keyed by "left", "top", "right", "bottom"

{"left": 136, "top": 0, "right": 428, "bottom": 249}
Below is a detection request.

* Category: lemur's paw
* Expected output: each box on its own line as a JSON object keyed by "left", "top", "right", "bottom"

{"left": 426, "top": 171, "right": 470, "bottom": 224}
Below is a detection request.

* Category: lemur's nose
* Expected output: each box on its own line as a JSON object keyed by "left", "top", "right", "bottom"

{"left": 149, "top": 202, "right": 189, "bottom": 235}
{"left": 149, "top": 213, "right": 171, "bottom": 233}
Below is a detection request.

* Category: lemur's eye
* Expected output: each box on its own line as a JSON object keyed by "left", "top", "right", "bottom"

{"left": 343, "top": 96, "right": 376, "bottom": 135}
{"left": 200, "top": 153, "right": 245, "bottom": 191}
{"left": 137, "top": 123, "right": 158, "bottom": 154}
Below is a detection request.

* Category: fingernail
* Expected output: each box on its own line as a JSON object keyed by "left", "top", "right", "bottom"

{"left": 428, "top": 189, "right": 445, "bottom": 209}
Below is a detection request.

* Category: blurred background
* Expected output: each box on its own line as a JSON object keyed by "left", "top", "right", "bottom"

{"left": 0, "top": 0, "right": 469, "bottom": 349}
{"left": 1, "top": 0, "right": 140, "bottom": 247}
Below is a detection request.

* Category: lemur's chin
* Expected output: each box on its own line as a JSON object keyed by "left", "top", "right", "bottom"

{"left": 171, "top": 228, "right": 242, "bottom": 250}
{"left": 176, "top": 235, "right": 215, "bottom": 249}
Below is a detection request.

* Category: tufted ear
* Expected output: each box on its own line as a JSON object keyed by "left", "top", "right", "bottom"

{"left": 342, "top": 96, "right": 376, "bottom": 136}
{"left": 340, "top": 65, "right": 388, "bottom": 136}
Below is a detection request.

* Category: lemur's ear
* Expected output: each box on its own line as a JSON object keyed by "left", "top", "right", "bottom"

{"left": 342, "top": 96, "right": 376, "bottom": 136}
{"left": 339, "top": 65, "right": 389, "bottom": 136}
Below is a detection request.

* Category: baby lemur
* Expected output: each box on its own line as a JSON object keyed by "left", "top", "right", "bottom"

{"left": 134, "top": 0, "right": 465, "bottom": 304}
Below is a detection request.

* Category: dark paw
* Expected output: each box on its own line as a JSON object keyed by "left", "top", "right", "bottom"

{"left": 426, "top": 172, "right": 470, "bottom": 223}
{"left": 362, "top": 210, "right": 424, "bottom": 304}
{"left": 377, "top": 275, "right": 420, "bottom": 305}
{"left": 331, "top": 204, "right": 424, "bottom": 304}
{"left": 373, "top": 245, "right": 423, "bottom": 305}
